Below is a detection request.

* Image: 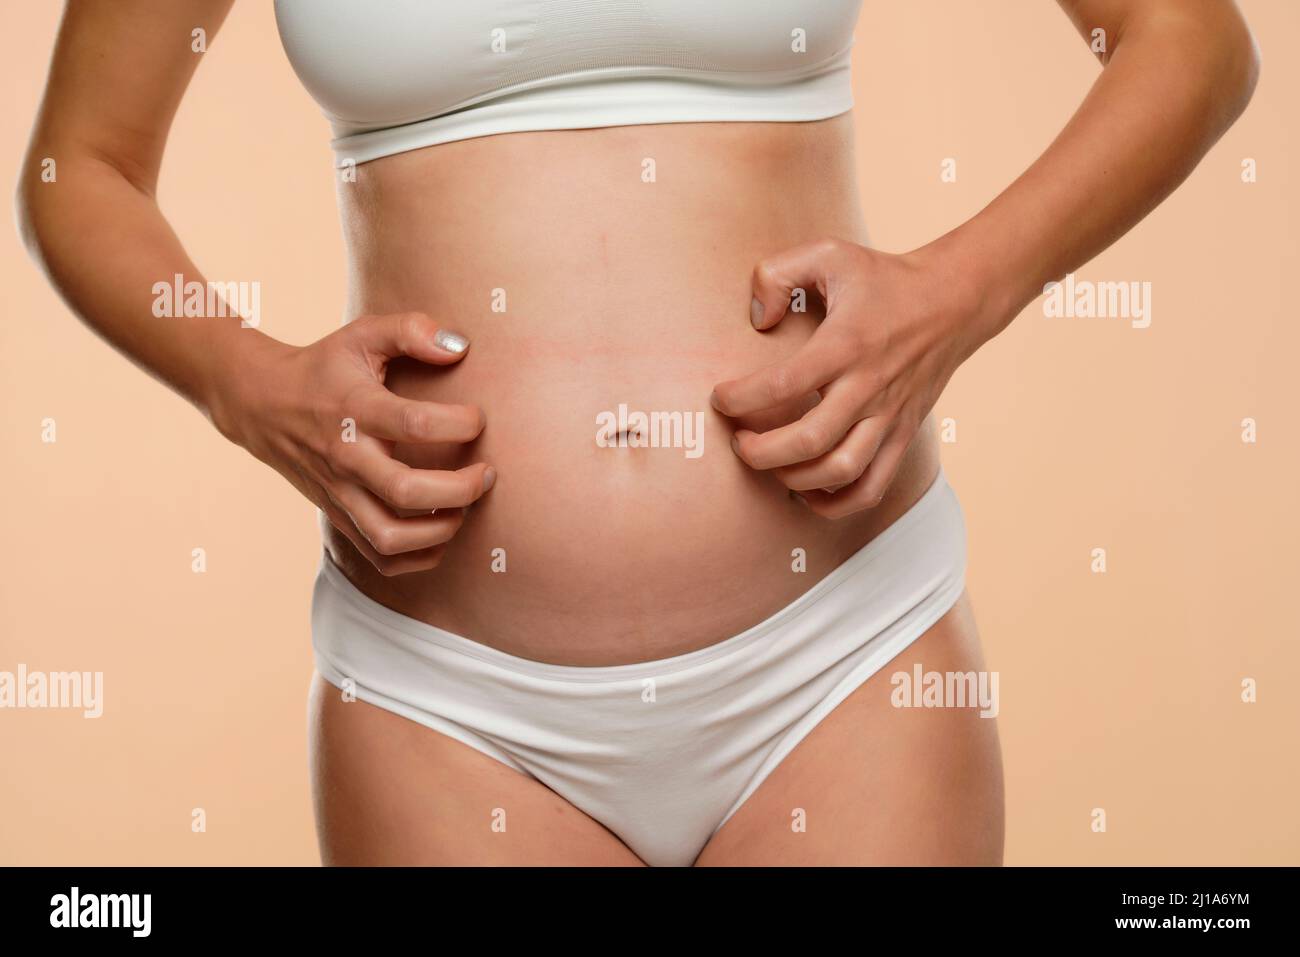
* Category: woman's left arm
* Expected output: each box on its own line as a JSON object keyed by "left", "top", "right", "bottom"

{"left": 713, "top": 0, "right": 1260, "bottom": 516}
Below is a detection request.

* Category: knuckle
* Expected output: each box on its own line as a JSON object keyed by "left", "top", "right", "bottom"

{"left": 815, "top": 236, "right": 842, "bottom": 259}
{"left": 754, "top": 259, "right": 780, "bottom": 288}
{"left": 383, "top": 471, "right": 417, "bottom": 508}
{"left": 396, "top": 312, "right": 417, "bottom": 345}
{"left": 400, "top": 402, "right": 431, "bottom": 439}
{"left": 796, "top": 423, "right": 831, "bottom": 458}
{"left": 368, "top": 524, "right": 402, "bottom": 557}
{"left": 330, "top": 389, "right": 366, "bottom": 441}
{"left": 326, "top": 442, "right": 359, "bottom": 479}
{"left": 402, "top": 311, "right": 432, "bottom": 339}
{"left": 827, "top": 450, "right": 863, "bottom": 483}
{"left": 766, "top": 366, "right": 798, "bottom": 403}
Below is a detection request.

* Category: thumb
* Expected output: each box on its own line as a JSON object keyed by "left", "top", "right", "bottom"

{"left": 352, "top": 311, "right": 471, "bottom": 365}
{"left": 749, "top": 239, "right": 840, "bottom": 331}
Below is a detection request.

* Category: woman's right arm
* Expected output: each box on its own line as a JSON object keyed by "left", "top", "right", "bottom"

{"left": 16, "top": 0, "right": 494, "bottom": 575}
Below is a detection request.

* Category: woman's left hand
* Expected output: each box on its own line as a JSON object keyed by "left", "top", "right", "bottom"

{"left": 711, "top": 238, "right": 997, "bottom": 518}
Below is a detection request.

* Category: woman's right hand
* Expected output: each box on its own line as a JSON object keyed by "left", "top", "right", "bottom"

{"left": 206, "top": 312, "right": 494, "bottom": 576}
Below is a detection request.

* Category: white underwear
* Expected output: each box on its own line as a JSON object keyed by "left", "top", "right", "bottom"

{"left": 310, "top": 470, "right": 967, "bottom": 866}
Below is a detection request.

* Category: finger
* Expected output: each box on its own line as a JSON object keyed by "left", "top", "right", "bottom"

{"left": 797, "top": 426, "right": 913, "bottom": 519}
{"left": 854, "top": 422, "right": 916, "bottom": 508}
{"left": 750, "top": 238, "right": 846, "bottom": 330}
{"left": 336, "top": 440, "right": 496, "bottom": 510}
{"left": 364, "top": 544, "right": 450, "bottom": 577}
{"left": 325, "top": 506, "right": 450, "bottom": 576}
{"left": 771, "top": 416, "right": 889, "bottom": 491}
{"left": 730, "top": 386, "right": 866, "bottom": 470}
{"left": 309, "top": 477, "right": 450, "bottom": 576}
{"left": 329, "top": 482, "right": 468, "bottom": 556}
{"left": 711, "top": 327, "right": 851, "bottom": 418}
{"left": 348, "top": 385, "right": 485, "bottom": 443}
{"left": 349, "top": 311, "right": 472, "bottom": 365}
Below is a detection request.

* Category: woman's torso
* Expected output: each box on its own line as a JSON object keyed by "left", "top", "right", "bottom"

{"left": 274, "top": 0, "right": 940, "bottom": 665}
{"left": 324, "top": 116, "right": 939, "bottom": 665}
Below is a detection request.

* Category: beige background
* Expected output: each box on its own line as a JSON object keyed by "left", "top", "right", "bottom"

{"left": 1, "top": 1, "right": 1296, "bottom": 865}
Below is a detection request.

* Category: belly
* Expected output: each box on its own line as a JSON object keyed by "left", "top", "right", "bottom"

{"left": 325, "top": 115, "right": 940, "bottom": 665}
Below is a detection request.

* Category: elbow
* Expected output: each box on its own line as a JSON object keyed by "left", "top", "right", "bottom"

{"left": 14, "top": 169, "right": 38, "bottom": 259}
{"left": 14, "top": 147, "right": 82, "bottom": 277}
{"left": 1233, "top": 27, "right": 1261, "bottom": 118}
{"left": 1207, "top": 6, "right": 1261, "bottom": 125}
{"left": 1218, "top": 10, "right": 1261, "bottom": 122}
{"left": 13, "top": 155, "right": 53, "bottom": 266}
{"left": 1122, "top": 2, "right": 1262, "bottom": 128}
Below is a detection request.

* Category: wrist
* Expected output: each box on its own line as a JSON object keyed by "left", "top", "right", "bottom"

{"left": 907, "top": 226, "right": 1028, "bottom": 357}
{"left": 197, "top": 324, "right": 295, "bottom": 448}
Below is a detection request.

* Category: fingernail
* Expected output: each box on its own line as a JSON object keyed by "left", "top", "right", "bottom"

{"left": 730, "top": 434, "right": 741, "bottom": 455}
{"left": 750, "top": 297, "right": 764, "bottom": 328}
{"left": 709, "top": 390, "right": 723, "bottom": 412}
{"left": 434, "top": 329, "right": 469, "bottom": 354}
{"left": 791, "top": 491, "right": 808, "bottom": 507}
{"left": 482, "top": 466, "right": 496, "bottom": 492}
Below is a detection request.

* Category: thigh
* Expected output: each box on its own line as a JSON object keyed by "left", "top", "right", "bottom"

{"left": 307, "top": 672, "right": 645, "bottom": 866}
{"left": 695, "top": 591, "right": 1004, "bottom": 866}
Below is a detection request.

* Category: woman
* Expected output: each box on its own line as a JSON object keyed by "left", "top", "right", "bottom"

{"left": 18, "top": 0, "right": 1257, "bottom": 866}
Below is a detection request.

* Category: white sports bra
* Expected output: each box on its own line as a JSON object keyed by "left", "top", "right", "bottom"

{"left": 273, "top": 0, "right": 861, "bottom": 166}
